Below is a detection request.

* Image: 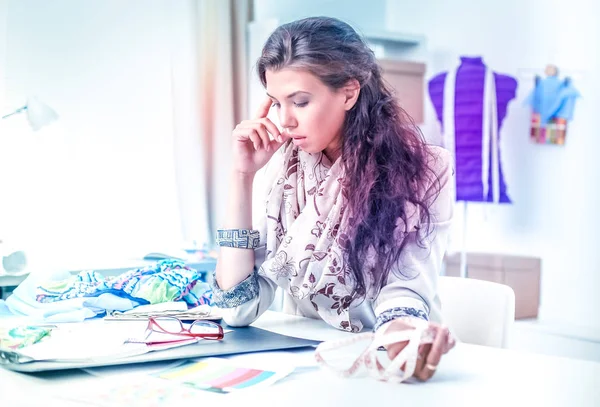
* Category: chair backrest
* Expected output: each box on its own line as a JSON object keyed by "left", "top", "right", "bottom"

{"left": 438, "top": 276, "right": 515, "bottom": 348}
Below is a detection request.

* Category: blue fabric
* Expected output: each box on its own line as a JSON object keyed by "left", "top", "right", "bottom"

{"left": 4, "top": 260, "right": 212, "bottom": 323}
{"left": 35, "top": 260, "right": 211, "bottom": 307}
{"left": 5, "top": 272, "right": 140, "bottom": 323}
{"left": 525, "top": 76, "right": 580, "bottom": 122}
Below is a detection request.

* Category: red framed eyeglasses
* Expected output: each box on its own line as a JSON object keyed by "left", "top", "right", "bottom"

{"left": 145, "top": 316, "right": 224, "bottom": 341}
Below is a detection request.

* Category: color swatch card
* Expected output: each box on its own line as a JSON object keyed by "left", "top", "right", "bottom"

{"left": 154, "top": 357, "right": 294, "bottom": 393}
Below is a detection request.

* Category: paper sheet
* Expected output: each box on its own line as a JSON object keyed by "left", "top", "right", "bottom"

{"left": 57, "top": 376, "right": 219, "bottom": 407}
{"left": 56, "top": 356, "right": 297, "bottom": 406}
{"left": 49, "top": 349, "right": 316, "bottom": 406}
{"left": 153, "top": 357, "right": 294, "bottom": 393}
{"left": 105, "top": 303, "right": 222, "bottom": 321}
{"left": 9, "top": 319, "right": 228, "bottom": 362}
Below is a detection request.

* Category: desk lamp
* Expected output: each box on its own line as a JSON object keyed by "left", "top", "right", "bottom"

{"left": 1, "top": 96, "right": 58, "bottom": 131}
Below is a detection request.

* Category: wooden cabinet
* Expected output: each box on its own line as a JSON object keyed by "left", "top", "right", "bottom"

{"left": 378, "top": 59, "right": 426, "bottom": 123}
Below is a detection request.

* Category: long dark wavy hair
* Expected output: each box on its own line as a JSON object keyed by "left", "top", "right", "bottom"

{"left": 257, "top": 17, "right": 440, "bottom": 299}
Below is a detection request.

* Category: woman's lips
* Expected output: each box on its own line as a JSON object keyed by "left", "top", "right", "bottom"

{"left": 283, "top": 129, "right": 303, "bottom": 138}
{"left": 291, "top": 135, "right": 307, "bottom": 145}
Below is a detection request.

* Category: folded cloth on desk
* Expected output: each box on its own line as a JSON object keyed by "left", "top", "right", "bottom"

{"left": 5, "top": 272, "right": 140, "bottom": 322}
{"left": 36, "top": 259, "right": 211, "bottom": 307}
{"left": 5, "top": 260, "right": 212, "bottom": 323}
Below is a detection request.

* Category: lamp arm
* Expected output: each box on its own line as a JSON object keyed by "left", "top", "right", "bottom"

{"left": 1, "top": 105, "right": 28, "bottom": 120}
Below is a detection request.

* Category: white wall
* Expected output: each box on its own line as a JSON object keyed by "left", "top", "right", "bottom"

{"left": 0, "top": 0, "right": 183, "bottom": 265}
{"left": 0, "top": 0, "right": 6, "bottom": 113}
{"left": 254, "top": 0, "right": 386, "bottom": 33}
{"left": 253, "top": 0, "right": 600, "bottom": 331}
{"left": 385, "top": 0, "right": 600, "bottom": 331}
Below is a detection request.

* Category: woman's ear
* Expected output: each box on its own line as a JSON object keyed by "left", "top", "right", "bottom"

{"left": 342, "top": 79, "right": 361, "bottom": 111}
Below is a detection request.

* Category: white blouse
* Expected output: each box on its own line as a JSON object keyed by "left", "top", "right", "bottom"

{"left": 212, "top": 146, "right": 454, "bottom": 332}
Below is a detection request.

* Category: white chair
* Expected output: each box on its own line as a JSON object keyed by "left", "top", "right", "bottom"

{"left": 438, "top": 276, "right": 515, "bottom": 348}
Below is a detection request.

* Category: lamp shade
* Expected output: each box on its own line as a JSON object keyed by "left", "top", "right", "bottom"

{"left": 25, "top": 96, "right": 59, "bottom": 131}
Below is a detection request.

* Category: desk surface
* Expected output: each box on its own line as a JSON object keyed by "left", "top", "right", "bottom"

{"left": 1, "top": 311, "right": 599, "bottom": 407}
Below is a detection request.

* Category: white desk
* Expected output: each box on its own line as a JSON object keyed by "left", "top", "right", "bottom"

{"left": 1, "top": 311, "right": 599, "bottom": 407}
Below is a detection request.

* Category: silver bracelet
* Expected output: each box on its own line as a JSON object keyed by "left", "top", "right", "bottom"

{"left": 216, "top": 229, "right": 260, "bottom": 249}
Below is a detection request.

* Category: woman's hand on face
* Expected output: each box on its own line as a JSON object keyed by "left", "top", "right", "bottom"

{"left": 232, "top": 97, "right": 290, "bottom": 175}
{"left": 384, "top": 319, "right": 456, "bottom": 382}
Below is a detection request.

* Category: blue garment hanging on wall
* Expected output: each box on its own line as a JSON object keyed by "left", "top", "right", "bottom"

{"left": 525, "top": 75, "right": 580, "bottom": 123}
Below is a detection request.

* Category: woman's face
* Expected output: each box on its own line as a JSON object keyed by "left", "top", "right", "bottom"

{"left": 265, "top": 68, "right": 351, "bottom": 161}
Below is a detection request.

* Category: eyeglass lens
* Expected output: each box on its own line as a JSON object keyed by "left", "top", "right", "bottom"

{"left": 152, "top": 317, "right": 184, "bottom": 334}
{"left": 189, "top": 320, "right": 220, "bottom": 335}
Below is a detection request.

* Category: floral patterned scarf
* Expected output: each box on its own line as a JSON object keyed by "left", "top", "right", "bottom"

{"left": 258, "top": 143, "right": 363, "bottom": 332}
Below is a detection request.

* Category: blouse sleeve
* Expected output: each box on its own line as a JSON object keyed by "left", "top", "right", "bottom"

{"left": 209, "top": 243, "right": 278, "bottom": 327}
{"left": 372, "top": 146, "right": 454, "bottom": 332}
{"left": 209, "top": 153, "right": 284, "bottom": 327}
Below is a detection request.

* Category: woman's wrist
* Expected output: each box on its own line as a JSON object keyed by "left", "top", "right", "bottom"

{"left": 224, "top": 170, "right": 255, "bottom": 229}
{"left": 231, "top": 170, "right": 256, "bottom": 183}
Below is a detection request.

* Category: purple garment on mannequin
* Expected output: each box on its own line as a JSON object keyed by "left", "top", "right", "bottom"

{"left": 428, "top": 56, "right": 517, "bottom": 203}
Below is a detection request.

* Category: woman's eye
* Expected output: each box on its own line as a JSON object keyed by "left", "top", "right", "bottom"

{"left": 294, "top": 101, "right": 308, "bottom": 107}
{"left": 271, "top": 102, "right": 280, "bottom": 108}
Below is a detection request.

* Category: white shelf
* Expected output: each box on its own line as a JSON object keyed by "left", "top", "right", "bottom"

{"left": 363, "top": 30, "right": 424, "bottom": 46}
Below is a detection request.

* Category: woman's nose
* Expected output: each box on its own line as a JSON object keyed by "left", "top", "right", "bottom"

{"left": 279, "top": 107, "right": 297, "bottom": 130}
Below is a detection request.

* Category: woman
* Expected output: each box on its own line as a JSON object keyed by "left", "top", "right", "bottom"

{"left": 212, "top": 16, "right": 455, "bottom": 381}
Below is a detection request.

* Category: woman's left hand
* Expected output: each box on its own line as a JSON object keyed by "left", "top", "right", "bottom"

{"left": 383, "top": 319, "right": 456, "bottom": 381}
